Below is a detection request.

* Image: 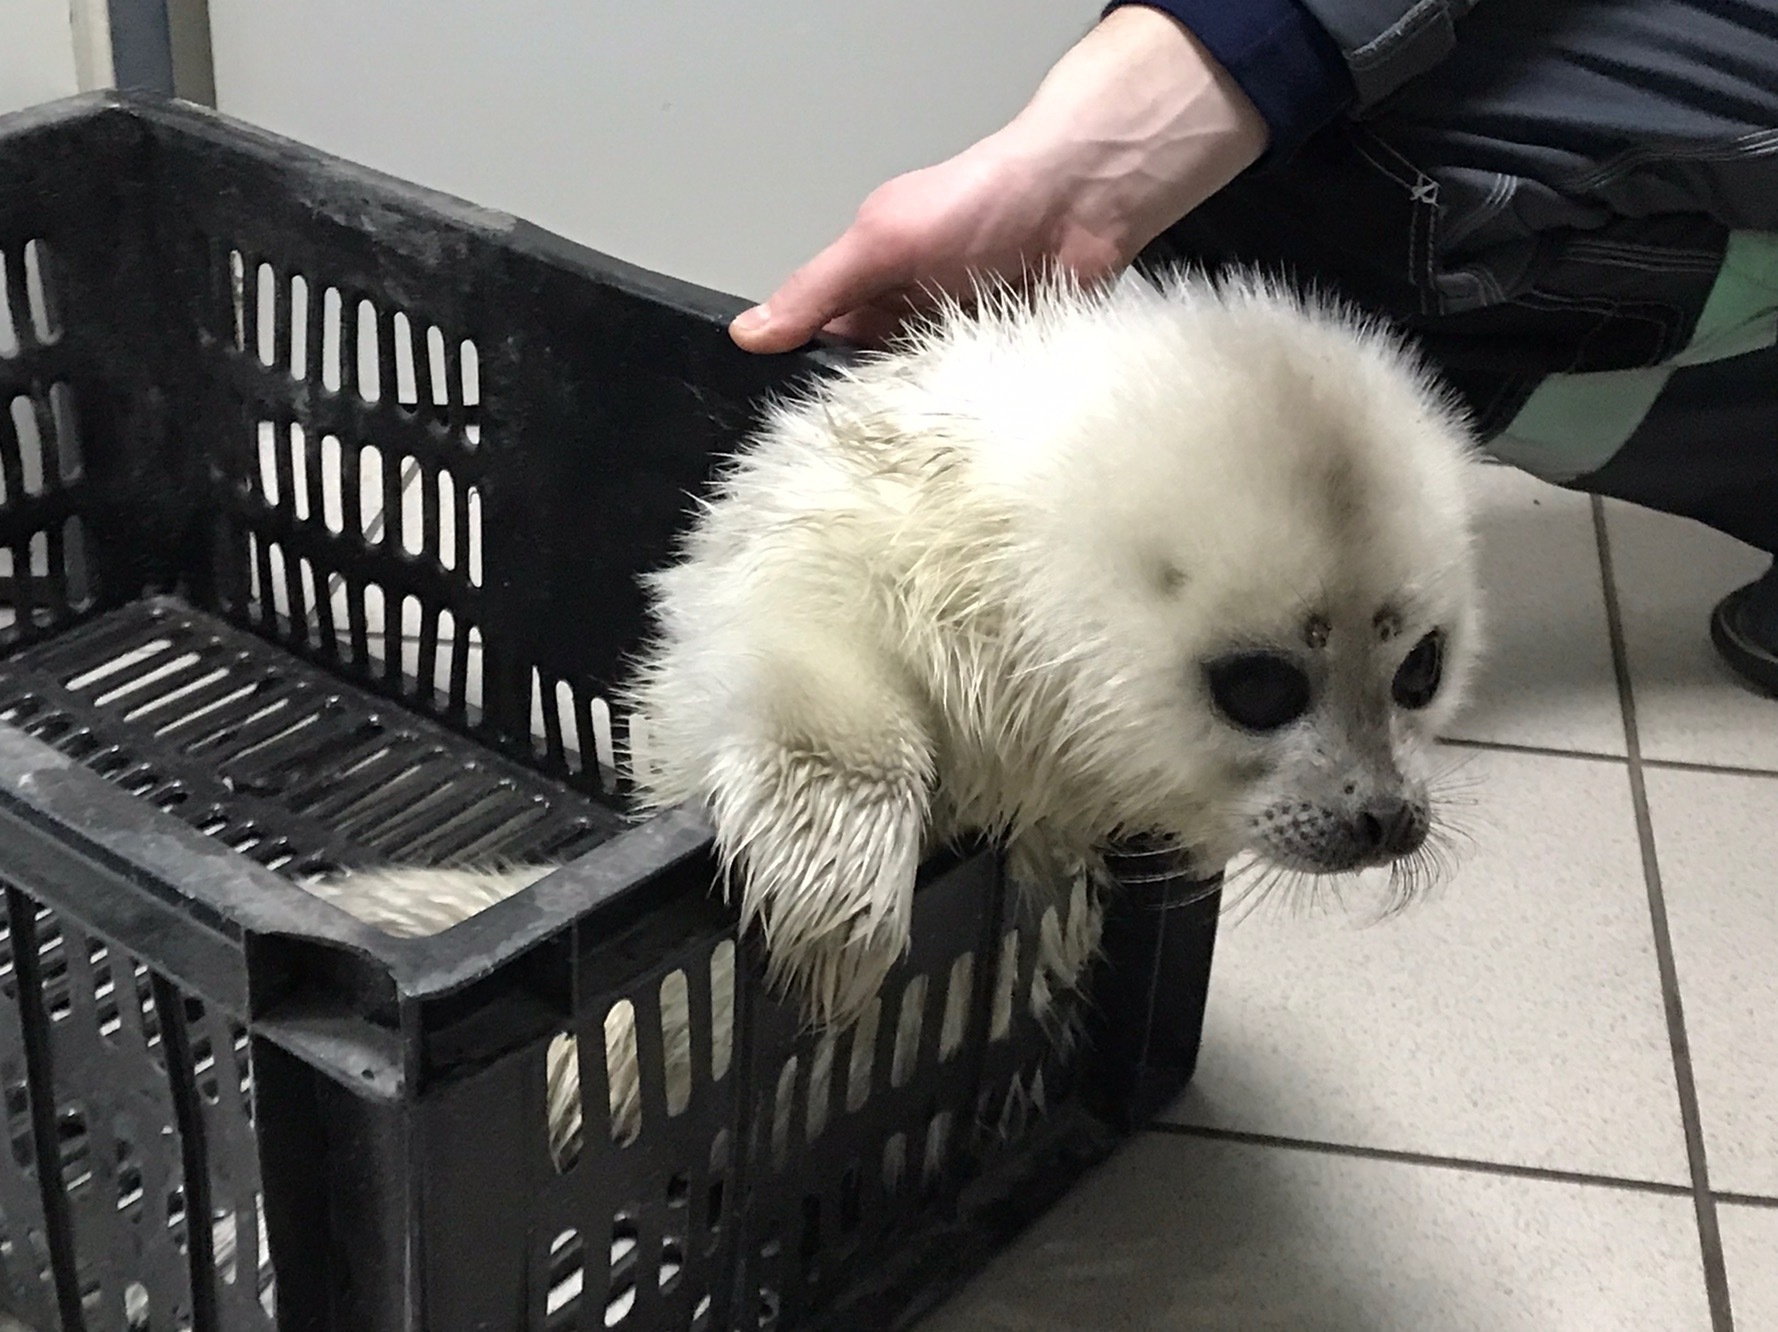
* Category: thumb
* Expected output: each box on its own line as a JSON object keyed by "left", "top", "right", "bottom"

{"left": 731, "top": 228, "right": 904, "bottom": 353}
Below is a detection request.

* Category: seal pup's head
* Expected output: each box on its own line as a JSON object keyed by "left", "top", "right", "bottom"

{"left": 967, "top": 270, "right": 1483, "bottom": 899}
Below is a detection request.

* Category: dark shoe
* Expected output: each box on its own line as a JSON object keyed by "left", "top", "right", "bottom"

{"left": 1710, "top": 561, "right": 1778, "bottom": 696}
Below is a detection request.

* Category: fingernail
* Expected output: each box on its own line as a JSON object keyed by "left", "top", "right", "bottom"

{"left": 732, "top": 303, "right": 770, "bottom": 332}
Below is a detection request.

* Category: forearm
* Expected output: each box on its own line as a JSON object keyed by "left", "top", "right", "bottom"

{"left": 990, "top": 6, "right": 1272, "bottom": 264}
{"left": 1111, "top": 0, "right": 1355, "bottom": 160}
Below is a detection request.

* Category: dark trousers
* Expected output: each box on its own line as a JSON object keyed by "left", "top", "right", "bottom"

{"left": 1141, "top": 0, "right": 1778, "bottom": 559}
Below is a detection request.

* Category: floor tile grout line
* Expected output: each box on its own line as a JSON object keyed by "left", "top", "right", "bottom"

{"left": 1445, "top": 727, "right": 1778, "bottom": 783}
{"left": 1148, "top": 1122, "right": 1697, "bottom": 1198}
{"left": 1717, "top": 1191, "right": 1778, "bottom": 1211}
{"left": 1442, "top": 741, "right": 1778, "bottom": 790}
{"left": 1440, "top": 735, "right": 1626, "bottom": 765}
{"left": 1444, "top": 734, "right": 1778, "bottom": 782}
{"left": 1641, "top": 755, "right": 1778, "bottom": 783}
{"left": 1593, "top": 496, "right": 1736, "bottom": 1332}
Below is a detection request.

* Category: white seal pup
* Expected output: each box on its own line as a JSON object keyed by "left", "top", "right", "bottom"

{"left": 616, "top": 268, "right": 1482, "bottom": 1021}
{"left": 314, "top": 269, "right": 1483, "bottom": 1160}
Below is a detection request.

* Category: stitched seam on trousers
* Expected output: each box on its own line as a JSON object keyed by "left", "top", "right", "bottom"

{"left": 1562, "top": 245, "right": 1726, "bottom": 276}
{"left": 1513, "top": 289, "right": 1683, "bottom": 366}
{"left": 1349, "top": 129, "right": 1444, "bottom": 311}
{"left": 1439, "top": 171, "right": 1517, "bottom": 254}
{"left": 1567, "top": 126, "right": 1778, "bottom": 197}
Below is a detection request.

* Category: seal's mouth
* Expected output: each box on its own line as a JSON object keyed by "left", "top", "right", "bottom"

{"left": 1223, "top": 827, "right": 1449, "bottom": 925}
{"left": 1256, "top": 845, "right": 1414, "bottom": 877}
{"left": 1244, "top": 796, "right": 1432, "bottom": 875}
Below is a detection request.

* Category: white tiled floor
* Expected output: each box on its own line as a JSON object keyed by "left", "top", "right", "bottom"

{"left": 921, "top": 471, "right": 1778, "bottom": 1330}
{"left": 1721, "top": 1206, "right": 1778, "bottom": 1331}
{"left": 1607, "top": 497, "right": 1778, "bottom": 771}
{"left": 922, "top": 1136, "right": 1712, "bottom": 1332}
{"left": 1447, "top": 466, "right": 1627, "bottom": 756}
{"left": 1649, "top": 769, "right": 1778, "bottom": 1199}
{"left": 1167, "top": 747, "right": 1689, "bottom": 1186}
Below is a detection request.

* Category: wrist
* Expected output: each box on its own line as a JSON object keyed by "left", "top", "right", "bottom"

{"left": 1001, "top": 5, "right": 1268, "bottom": 262}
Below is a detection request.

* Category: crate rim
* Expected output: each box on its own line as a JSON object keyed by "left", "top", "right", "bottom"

{"left": 0, "top": 89, "right": 857, "bottom": 371}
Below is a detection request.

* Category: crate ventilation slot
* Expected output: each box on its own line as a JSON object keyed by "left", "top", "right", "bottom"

{"left": 0, "top": 599, "right": 619, "bottom": 881}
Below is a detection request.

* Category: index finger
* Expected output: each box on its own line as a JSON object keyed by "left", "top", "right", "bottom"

{"left": 730, "top": 225, "right": 910, "bottom": 354}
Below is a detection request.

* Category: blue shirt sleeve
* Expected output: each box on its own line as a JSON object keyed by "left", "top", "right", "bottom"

{"left": 1103, "top": 0, "right": 1355, "bottom": 165}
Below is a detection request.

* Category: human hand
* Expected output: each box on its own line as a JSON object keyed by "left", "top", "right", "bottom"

{"left": 730, "top": 6, "right": 1269, "bottom": 354}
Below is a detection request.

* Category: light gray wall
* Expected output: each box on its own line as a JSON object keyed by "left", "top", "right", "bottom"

{"left": 208, "top": 1, "right": 1090, "bottom": 299}
{"left": 1, "top": 0, "right": 82, "bottom": 115}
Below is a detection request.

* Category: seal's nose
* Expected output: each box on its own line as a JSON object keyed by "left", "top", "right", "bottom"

{"left": 1352, "top": 798, "right": 1426, "bottom": 859}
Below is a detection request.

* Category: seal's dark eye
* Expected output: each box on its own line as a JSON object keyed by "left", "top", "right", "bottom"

{"left": 1392, "top": 630, "right": 1445, "bottom": 709}
{"left": 1205, "top": 652, "right": 1312, "bottom": 732}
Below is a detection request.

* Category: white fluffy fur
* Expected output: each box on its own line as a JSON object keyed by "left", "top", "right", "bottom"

{"left": 315, "top": 269, "right": 1482, "bottom": 1150}
{"left": 621, "top": 269, "right": 1481, "bottom": 1023}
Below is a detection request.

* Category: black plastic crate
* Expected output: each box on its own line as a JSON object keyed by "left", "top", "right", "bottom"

{"left": 0, "top": 92, "right": 1221, "bottom": 1332}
